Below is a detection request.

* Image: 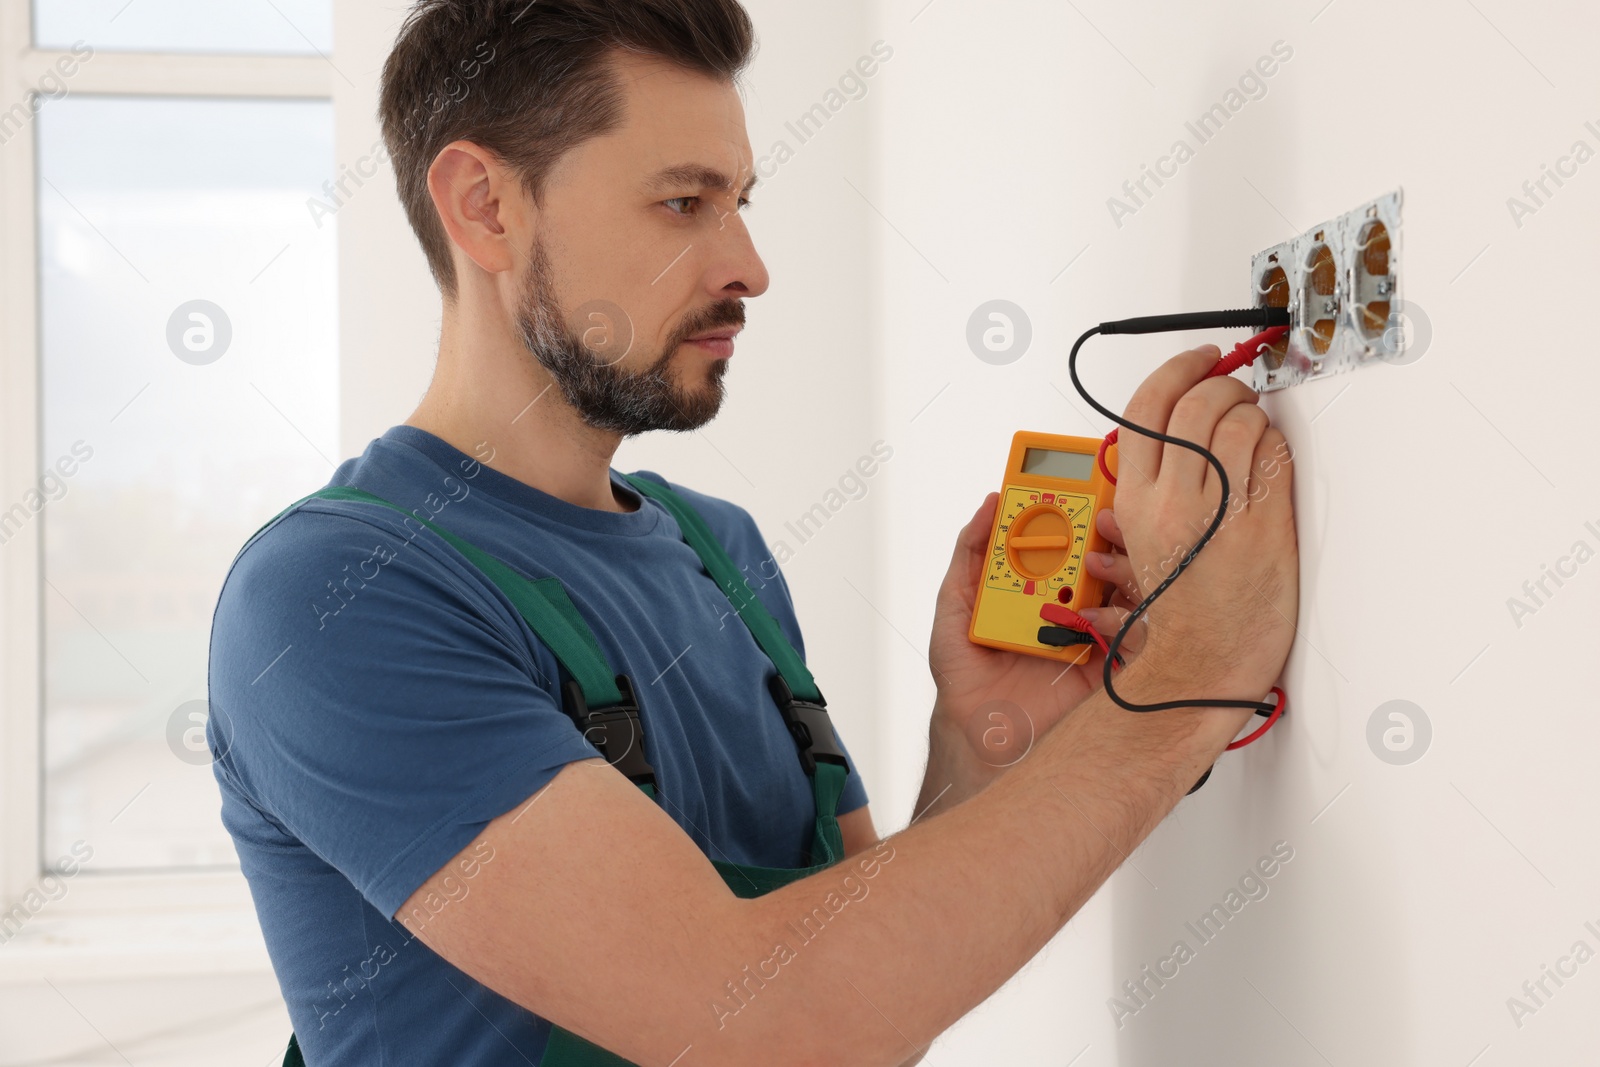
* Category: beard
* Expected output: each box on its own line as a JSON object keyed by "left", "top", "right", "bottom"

{"left": 514, "top": 235, "right": 742, "bottom": 437}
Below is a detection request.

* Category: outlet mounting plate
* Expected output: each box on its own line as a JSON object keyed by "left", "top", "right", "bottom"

{"left": 1249, "top": 188, "right": 1404, "bottom": 392}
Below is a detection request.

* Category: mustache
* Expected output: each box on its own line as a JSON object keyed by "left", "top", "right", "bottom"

{"left": 669, "top": 300, "right": 745, "bottom": 348}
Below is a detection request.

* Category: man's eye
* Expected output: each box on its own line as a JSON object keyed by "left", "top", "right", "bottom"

{"left": 663, "top": 196, "right": 753, "bottom": 216}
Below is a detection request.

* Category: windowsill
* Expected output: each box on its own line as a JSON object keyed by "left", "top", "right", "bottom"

{"left": 0, "top": 870, "right": 274, "bottom": 984}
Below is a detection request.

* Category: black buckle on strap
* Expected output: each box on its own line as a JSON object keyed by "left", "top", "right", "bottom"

{"left": 562, "top": 673, "right": 657, "bottom": 789}
{"left": 768, "top": 674, "right": 847, "bottom": 777}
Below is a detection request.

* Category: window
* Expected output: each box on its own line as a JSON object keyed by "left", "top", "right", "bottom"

{"left": 37, "top": 94, "right": 338, "bottom": 870}
{"left": 0, "top": 4, "right": 353, "bottom": 922}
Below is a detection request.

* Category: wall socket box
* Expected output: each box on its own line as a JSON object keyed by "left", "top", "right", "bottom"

{"left": 1249, "top": 188, "right": 1404, "bottom": 392}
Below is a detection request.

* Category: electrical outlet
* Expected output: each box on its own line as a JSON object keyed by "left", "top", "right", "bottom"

{"left": 1249, "top": 188, "right": 1404, "bottom": 392}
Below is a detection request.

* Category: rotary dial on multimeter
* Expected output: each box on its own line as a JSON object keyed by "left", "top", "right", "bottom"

{"left": 986, "top": 488, "right": 1094, "bottom": 595}
{"left": 969, "top": 431, "right": 1117, "bottom": 665}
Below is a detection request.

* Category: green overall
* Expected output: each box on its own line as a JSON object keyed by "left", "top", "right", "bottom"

{"left": 253, "top": 474, "right": 851, "bottom": 1067}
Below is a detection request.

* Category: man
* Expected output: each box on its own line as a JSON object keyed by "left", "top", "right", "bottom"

{"left": 206, "top": 1, "right": 1299, "bottom": 1064}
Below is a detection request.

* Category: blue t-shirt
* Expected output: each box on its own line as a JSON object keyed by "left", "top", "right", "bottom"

{"left": 206, "top": 424, "right": 868, "bottom": 1065}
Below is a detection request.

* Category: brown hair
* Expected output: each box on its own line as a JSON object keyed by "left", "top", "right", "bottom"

{"left": 379, "top": 0, "right": 757, "bottom": 300}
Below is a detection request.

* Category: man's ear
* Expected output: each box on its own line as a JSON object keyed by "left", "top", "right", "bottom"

{"left": 427, "top": 140, "right": 524, "bottom": 282}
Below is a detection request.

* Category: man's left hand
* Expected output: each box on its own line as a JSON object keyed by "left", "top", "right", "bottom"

{"left": 917, "top": 492, "right": 1145, "bottom": 818}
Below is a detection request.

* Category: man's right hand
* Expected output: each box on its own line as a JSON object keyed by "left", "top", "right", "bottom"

{"left": 1106, "top": 343, "right": 1299, "bottom": 708}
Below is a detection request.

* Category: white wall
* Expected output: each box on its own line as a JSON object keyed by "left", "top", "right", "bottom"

{"left": 874, "top": 0, "right": 1600, "bottom": 1064}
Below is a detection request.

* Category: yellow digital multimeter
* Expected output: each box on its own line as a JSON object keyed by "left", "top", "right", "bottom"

{"left": 968, "top": 431, "right": 1118, "bottom": 665}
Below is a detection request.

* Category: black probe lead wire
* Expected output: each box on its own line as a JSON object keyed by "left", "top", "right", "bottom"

{"left": 1067, "top": 315, "right": 1283, "bottom": 716}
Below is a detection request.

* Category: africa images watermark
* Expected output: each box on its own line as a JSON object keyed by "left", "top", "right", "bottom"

{"left": 1505, "top": 117, "right": 1600, "bottom": 229}
{"left": 1505, "top": 914, "right": 1600, "bottom": 1031}
{"left": 1105, "top": 39, "right": 1294, "bottom": 229}
{"left": 309, "top": 470, "right": 474, "bottom": 630}
{"left": 1107, "top": 839, "right": 1295, "bottom": 1028}
{"left": 707, "top": 440, "right": 894, "bottom": 633}
{"left": 0, "top": 440, "right": 96, "bottom": 549}
{"left": 313, "top": 838, "right": 496, "bottom": 1030}
{"left": 709, "top": 838, "right": 897, "bottom": 1030}
{"left": 1504, "top": 517, "right": 1600, "bottom": 630}
{"left": 306, "top": 37, "right": 498, "bottom": 228}
{"left": 1130, "top": 437, "right": 1295, "bottom": 597}
{"left": 751, "top": 41, "right": 894, "bottom": 184}
{"left": 769, "top": 440, "right": 893, "bottom": 559}
{"left": 0, "top": 841, "right": 95, "bottom": 946}
{"left": 0, "top": 41, "right": 94, "bottom": 148}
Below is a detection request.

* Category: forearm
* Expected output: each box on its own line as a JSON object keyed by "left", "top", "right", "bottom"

{"left": 697, "top": 662, "right": 1246, "bottom": 1067}
{"left": 910, "top": 707, "right": 994, "bottom": 823}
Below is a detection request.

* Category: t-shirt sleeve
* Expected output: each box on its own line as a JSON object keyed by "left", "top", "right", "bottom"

{"left": 207, "top": 502, "right": 603, "bottom": 919}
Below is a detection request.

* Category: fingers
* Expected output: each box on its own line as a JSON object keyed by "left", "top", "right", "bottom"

{"left": 1247, "top": 428, "right": 1294, "bottom": 521}
{"left": 1095, "top": 506, "right": 1125, "bottom": 550}
{"left": 1160, "top": 375, "right": 1259, "bottom": 491}
{"left": 1076, "top": 601, "right": 1146, "bottom": 656}
{"left": 942, "top": 492, "right": 998, "bottom": 601}
{"left": 1201, "top": 401, "right": 1270, "bottom": 514}
{"left": 1117, "top": 345, "right": 1223, "bottom": 486}
{"left": 964, "top": 492, "right": 998, "bottom": 549}
{"left": 1107, "top": 587, "right": 1141, "bottom": 614}
{"left": 1086, "top": 547, "right": 1140, "bottom": 603}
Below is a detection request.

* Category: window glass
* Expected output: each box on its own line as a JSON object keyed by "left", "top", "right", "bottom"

{"left": 36, "top": 94, "right": 338, "bottom": 870}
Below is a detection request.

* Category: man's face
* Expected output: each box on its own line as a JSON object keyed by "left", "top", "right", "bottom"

{"left": 515, "top": 51, "right": 768, "bottom": 437}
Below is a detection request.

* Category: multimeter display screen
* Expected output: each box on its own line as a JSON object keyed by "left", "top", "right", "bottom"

{"left": 1020, "top": 447, "right": 1095, "bottom": 481}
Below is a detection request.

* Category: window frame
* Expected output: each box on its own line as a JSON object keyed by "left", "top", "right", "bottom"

{"left": 0, "top": 1, "right": 339, "bottom": 982}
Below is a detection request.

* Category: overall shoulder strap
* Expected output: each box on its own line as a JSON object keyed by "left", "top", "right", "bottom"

{"left": 265, "top": 485, "right": 660, "bottom": 794}
{"left": 621, "top": 473, "right": 819, "bottom": 703}
{"left": 621, "top": 473, "right": 850, "bottom": 782}
{"left": 250, "top": 485, "right": 624, "bottom": 708}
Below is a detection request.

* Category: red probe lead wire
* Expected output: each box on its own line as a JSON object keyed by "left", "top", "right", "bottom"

{"left": 1041, "top": 603, "right": 1281, "bottom": 748}
{"left": 1081, "top": 323, "right": 1293, "bottom": 750}
{"left": 1095, "top": 325, "right": 1290, "bottom": 487}
{"left": 1226, "top": 686, "right": 1286, "bottom": 750}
